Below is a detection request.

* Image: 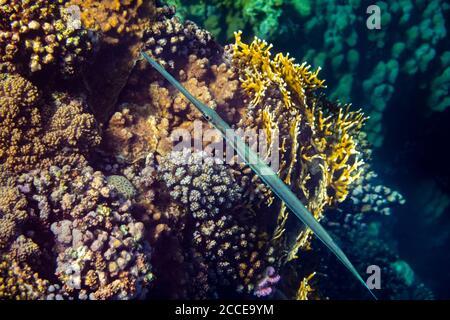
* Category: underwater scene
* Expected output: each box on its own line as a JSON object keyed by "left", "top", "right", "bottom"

{"left": 0, "top": 0, "right": 449, "bottom": 301}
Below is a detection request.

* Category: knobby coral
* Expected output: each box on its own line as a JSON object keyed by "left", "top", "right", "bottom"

{"left": 68, "top": 0, "right": 151, "bottom": 38}
{"left": 0, "top": 73, "right": 101, "bottom": 174}
{"left": 0, "top": 164, "right": 154, "bottom": 300}
{"left": 156, "top": 149, "right": 276, "bottom": 297}
{"left": 0, "top": 0, "right": 93, "bottom": 75}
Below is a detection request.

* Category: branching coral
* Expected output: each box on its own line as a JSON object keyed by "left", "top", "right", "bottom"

{"left": 233, "top": 31, "right": 325, "bottom": 109}
{"left": 0, "top": 0, "right": 93, "bottom": 75}
{"left": 0, "top": 73, "right": 100, "bottom": 173}
{"left": 295, "top": 272, "right": 315, "bottom": 300}
{"left": 42, "top": 93, "right": 101, "bottom": 164}
{"left": 231, "top": 34, "right": 366, "bottom": 260}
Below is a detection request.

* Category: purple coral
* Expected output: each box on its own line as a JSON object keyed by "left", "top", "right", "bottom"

{"left": 254, "top": 266, "right": 281, "bottom": 298}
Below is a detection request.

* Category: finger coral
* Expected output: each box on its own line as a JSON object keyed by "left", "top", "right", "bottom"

{"left": 0, "top": 73, "right": 101, "bottom": 174}
{"left": 0, "top": 164, "right": 154, "bottom": 300}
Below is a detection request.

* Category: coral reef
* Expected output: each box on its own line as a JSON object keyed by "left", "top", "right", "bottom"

{"left": 68, "top": 0, "right": 151, "bottom": 38}
{"left": 158, "top": 149, "right": 243, "bottom": 219}
{"left": 142, "top": 5, "right": 221, "bottom": 70}
{"left": 0, "top": 164, "right": 154, "bottom": 300}
{"left": 0, "top": 73, "right": 43, "bottom": 172}
{"left": 0, "top": 258, "right": 49, "bottom": 300}
{"left": 166, "top": 0, "right": 285, "bottom": 42}
{"left": 0, "top": 0, "right": 433, "bottom": 300}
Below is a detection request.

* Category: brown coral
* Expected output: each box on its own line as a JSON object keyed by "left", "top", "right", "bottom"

{"left": 0, "top": 0, "right": 93, "bottom": 75}
{"left": 107, "top": 50, "right": 242, "bottom": 162}
{"left": 0, "top": 185, "right": 29, "bottom": 252}
{"left": 0, "top": 258, "right": 49, "bottom": 300}
{"left": 0, "top": 73, "right": 44, "bottom": 172}
{"left": 0, "top": 164, "right": 154, "bottom": 300}
{"left": 0, "top": 73, "right": 100, "bottom": 173}
{"left": 155, "top": 149, "right": 275, "bottom": 297}
{"left": 42, "top": 94, "right": 101, "bottom": 167}
{"left": 142, "top": 5, "right": 221, "bottom": 70}
{"left": 68, "top": 0, "right": 151, "bottom": 38}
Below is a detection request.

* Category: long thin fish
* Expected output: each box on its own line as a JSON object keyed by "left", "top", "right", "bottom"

{"left": 142, "top": 52, "right": 377, "bottom": 299}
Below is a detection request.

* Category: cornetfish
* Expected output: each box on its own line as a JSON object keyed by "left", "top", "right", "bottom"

{"left": 141, "top": 51, "right": 377, "bottom": 299}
